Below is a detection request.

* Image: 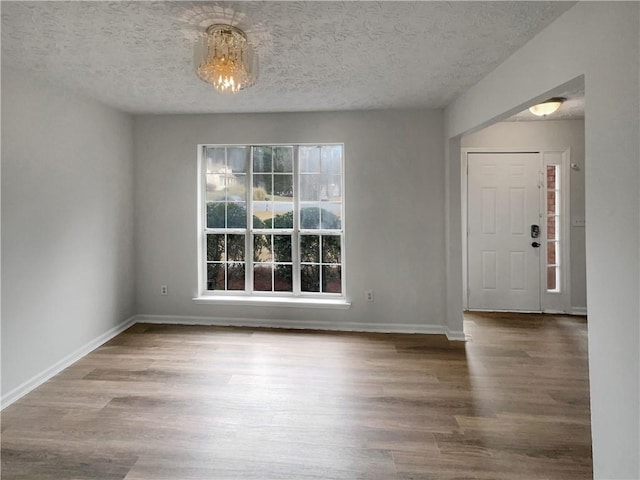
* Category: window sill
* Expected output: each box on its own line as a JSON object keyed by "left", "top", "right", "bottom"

{"left": 192, "top": 295, "right": 351, "bottom": 309}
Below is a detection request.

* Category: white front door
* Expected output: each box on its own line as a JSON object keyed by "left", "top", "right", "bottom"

{"left": 467, "top": 152, "right": 542, "bottom": 311}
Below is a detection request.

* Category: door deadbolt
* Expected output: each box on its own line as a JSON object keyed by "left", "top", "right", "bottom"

{"left": 531, "top": 224, "right": 540, "bottom": 238}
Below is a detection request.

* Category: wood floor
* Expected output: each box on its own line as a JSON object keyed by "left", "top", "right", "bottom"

{"left": 1, "top": 312, "right": 592, "bottom": 479}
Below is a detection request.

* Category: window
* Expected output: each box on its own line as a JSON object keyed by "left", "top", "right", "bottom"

{"left": 546, "top": 164, "right": 560, "bottom": 292}
{"left": 199, "top": 144, "right": 344, "bottom": 298}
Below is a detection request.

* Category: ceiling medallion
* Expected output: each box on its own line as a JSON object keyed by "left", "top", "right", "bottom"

{"left": 195, "top": 24, "right": 258, "bottom": 94}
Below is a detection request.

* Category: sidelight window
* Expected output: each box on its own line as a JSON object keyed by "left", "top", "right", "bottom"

{"left": 546, "top": 164, "right": 561, "bottom": 292}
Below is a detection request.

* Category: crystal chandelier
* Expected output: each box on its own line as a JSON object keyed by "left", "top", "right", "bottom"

{"left": 195, "top": 24, "right": 258, "bottom": 94}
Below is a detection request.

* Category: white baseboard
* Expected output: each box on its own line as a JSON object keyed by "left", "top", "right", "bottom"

{"left": 445, "top": 328, "right": 467, "bottom": 341}
{"left": 135, "top": 314, "right": 464, "bottom": 339}
{"left": 571, "top": 306, "right": 587, "bottom": 316}
{"left": 1, "top": 315, "right": 137, "bottom": 410}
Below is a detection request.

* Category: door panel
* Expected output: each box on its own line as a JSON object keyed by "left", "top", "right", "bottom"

{"left": 468, "top": 153, "right": 541, "bottom": 311}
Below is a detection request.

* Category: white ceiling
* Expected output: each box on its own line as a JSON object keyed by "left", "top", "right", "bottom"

{"left": 1, "top": 1, "right": 578, "bottom": 115}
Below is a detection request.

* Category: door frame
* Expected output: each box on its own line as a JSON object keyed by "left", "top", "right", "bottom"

{"left": 462, "top": 148, "right": 572, "bottom": 313}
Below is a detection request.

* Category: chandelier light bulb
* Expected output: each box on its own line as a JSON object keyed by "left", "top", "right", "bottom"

{"left": 195, "top": 24, "right": 258, "bottom": 94}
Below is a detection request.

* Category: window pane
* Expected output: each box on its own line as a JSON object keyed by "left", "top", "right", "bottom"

{"left": 253, "top": 146, "right": 272, "bottom": 173}
{"left": 271, "top": 175, "right": 294, "bottom": 228}
{"left": 207, "top": 234, "right": 225, "bottom": 262}
{"left": 226, "top": 202, "right": 246, "bottom": 228}
{"left": 322, "top": 265, "right": 342, "bottom": 294}
{"left": 206, "top": 203, "right": 225, "bottom": 228}
{"left": 274, "top": 265, "right": 293, "bottom": 292}
{"left": 322, "top": 236, "right": 341, "bottom": 264}
{"left": 206, "top": 174, "right": 227, "bottom": 202}
{"left": 300, "top": 235, "right": 320, "bottom": 263}
{"left": 547, "top": 216, "right": 557, "bottom": 240}
{"left": 271, "top": 206, "right": 294, "bottom": 228}
{"left": 547, "top": 266, "right": 557, "bottom": 291}
{"left": 207, "top": 173, "right": 246, "bottom": 202}
{"left": 300, "top": 146, "right": 320, "bottom": 173}
{"left": 254, "top": 265, "right": 273, "bottom": 291}
{"left": 255, "top": 204, "right": 294, "bottom": 229}
{"left": 205, "top": 147, "right": 225, "bottom": 173}
{"left": 226, "top": 174, "right": 246, "bottom": 202}
{"left": 253, "top": 201, "right": 270, "bottom": 227}
{"left": 547, "top": 191, "right": 557, "bottom": 215}
{"left": 301, "top": 174, "right": 340, "bottom": 203}
{"left": 253, "top": 174, "right": 272, "bottom": 199}
{"left": 273, "top": 175, "right": 293, "bottom": 197}
{"left": 300, "top": 174, "right": 321, "bottom": 201}
{"left": 254, "top": 235, "right": 272, "bottom": 262}
{"left": 327, "top": 175, "right": 342, "bottom": 201}
{"left": 318, "top": 180, "right": 331, "bottom": 202}
{"left": 321, "top": 145, "right": 342, "bottom": 175}
{"left": 227, "top": 234, "right": 245, "bottom": 262}
{"left": 547, "top": 241, "right": 557, "bottom": 265}
{"left": 301, "top": 265, "right": 320, "bottom": 292}
{"left": 274, "top": 147, "right": 293, "bottom": 173}
{"left": 207, "top": 263, "right": 225, "bottom": 290}
{"left": 300, "top": 206, "right": 321, "bottom": 229}
{"left": 227, "top": 263, "right": 245, "bottom": 290}
{"left": 546, "top": 165, "right": 557, "bottom": 190}
{"left": 274, "top": 235, "right": 292, "bottom": 262}
{"left": 228, "top": 147, "right": 247, "bottom": 173}
{"left": 253, "top": 213, "right": 267, "bottom": 229}
{"left": 320, "top": 206, "right": 341, "bottom": 230}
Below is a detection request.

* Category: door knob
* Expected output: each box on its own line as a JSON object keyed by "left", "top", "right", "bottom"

{"left": 531, "top": 242, "right": 541, "bottom": 248}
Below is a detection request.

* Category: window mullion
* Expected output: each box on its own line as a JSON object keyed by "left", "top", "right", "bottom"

{"left": 224, "top": 149, "right": 229, "bottom": 292}
{"left": 201, "top": 146, "right": 208, "bottom": 293}
{"left": 293, "top": 145, "right": 300, "bottom": 295}
{"left": 248, "top": 146, "right": 254, "bottom": 293}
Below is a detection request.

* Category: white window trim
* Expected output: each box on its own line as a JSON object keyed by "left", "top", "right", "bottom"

{"left": 195, "top": 143, "right": 349, "bottom": 307}
{"left": 192, "top": 295, "right": 351, "bottom": 309}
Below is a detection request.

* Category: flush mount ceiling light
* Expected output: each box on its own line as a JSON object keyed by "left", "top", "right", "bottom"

{"left": 195, "top": 24, "right": 258, "bottom": 94}
{"left": 528, "top": 97, "right": 566, "bottom": 117}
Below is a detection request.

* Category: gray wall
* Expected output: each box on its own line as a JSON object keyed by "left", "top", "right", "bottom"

{"left": 133, "top": 110, "right": 449, "bottom": 332}
{"left": 462, "top": 119, "right": 586, "bottom": 311}
{"left": 445, "top": 3, "right": 639, "bottom": 478}
{"left": 1, "top": 70, "right": 136, "bottom": 399}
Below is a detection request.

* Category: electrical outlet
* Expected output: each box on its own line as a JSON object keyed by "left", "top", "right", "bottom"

{"left": 160, "top": 285, "right": 168, "bottom": 296}
{"left": 365, "top": 290, "right": 374, "bottom": 302}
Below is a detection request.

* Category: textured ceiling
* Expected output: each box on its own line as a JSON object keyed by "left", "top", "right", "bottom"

{"left": 1, "top": 1, "right": 576, "bottom": 115}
